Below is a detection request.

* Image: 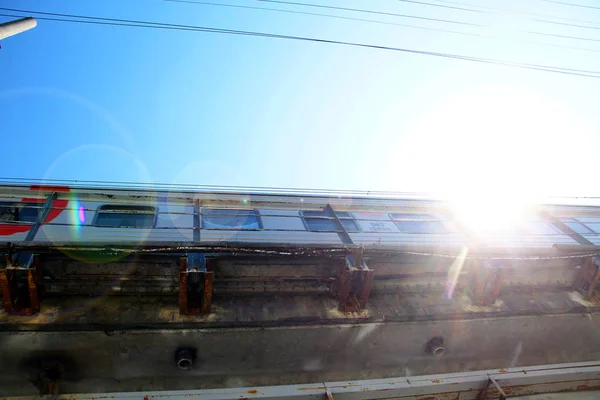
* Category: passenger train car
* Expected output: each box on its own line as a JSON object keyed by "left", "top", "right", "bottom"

{"left": 1, "top": 183, "right": 600, "bottom": 251}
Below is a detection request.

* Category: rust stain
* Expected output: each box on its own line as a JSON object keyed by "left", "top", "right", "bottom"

{"left": 247, "top": 390, "right": 258, "bottom": 394}
{"left": 431, "top": 379, "right": 442, "bottom": 383}
{"left": 491, "top": 380, "right": 600, "bottom": 397}
{"left": 144, "top": 396, "right": 149, "bottom": 400}
{"left": 498, "top": 368, "right": 508, "bottom": 373}
{"left": 415, "top": 393, "right": 459, "bottom": 400}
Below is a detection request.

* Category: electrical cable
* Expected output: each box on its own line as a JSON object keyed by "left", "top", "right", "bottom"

{"left": 161, "top": 0, "right": 600, "bottom": 53}
{"left": 428, "top": 0, "right": 600, "bottom": 26}
{"left": 257, "top": 0, "right": 600, "bottom": 43}
{"left": 1, "top": 9, "right": 600, "bottom": 78}
{"left": 542, "top": 0, "right": 600, "bottom": 11}
{"left": 398, "top": 0, "right": 600, "bottom": 30}
{"left": 256, "top": 0, "right": 486, "bottom": 27}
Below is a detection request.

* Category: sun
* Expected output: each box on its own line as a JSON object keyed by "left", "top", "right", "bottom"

{"left": 448, "top": 192, "right": 537, "bottom": 236}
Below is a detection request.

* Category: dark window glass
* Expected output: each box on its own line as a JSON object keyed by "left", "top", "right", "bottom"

{"left": 95, "top": 205, "right": 156, "bottom": 228}
{"left": 389, "top": 213, "right": 448, "bottom": 233}
{"left": 303, "top": 210, "right": 359, "bottom": 232}
{"left": 203, "top": 209, "right": 261, "bottom": 230}
{"left": 0, "top": 202, "right": 39, "bottom": 223}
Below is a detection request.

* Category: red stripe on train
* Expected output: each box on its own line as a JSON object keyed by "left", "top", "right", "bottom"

{"left": 0, "top": 186, "right": 70, "bottom": 236}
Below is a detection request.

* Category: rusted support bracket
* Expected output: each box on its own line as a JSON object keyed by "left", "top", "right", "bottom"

{"left": 468, "top": 260, "right": 507, "bottom": 306}
{"left": 0, "top": 254, "right": 43, "bottom": 314}
{"left": 574, "top": 256, "right": 600, "bottom": 299}
{"left": 334, "top": 248, "right": 374, "bottom": 312}
{"left": 0, "top": 192, "right": 57, "bottom": 315}
{"left": 179, "top": 254, "right": 214, "bottom": 315}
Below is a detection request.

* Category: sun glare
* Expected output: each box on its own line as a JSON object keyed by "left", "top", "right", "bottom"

{"left": 448, "top": 194, "right": 536, "bottom": 236}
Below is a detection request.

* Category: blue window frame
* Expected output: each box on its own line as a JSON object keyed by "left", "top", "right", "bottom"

{"left": 389, "top": 213, "right": 449, "bottom": 233}
{"left": 94, "top": 205, "right": 157, "bottom": 228}
{"left": 560, "top": 217, "right": 599, "bottom": 234}
{"left": 0, "top": 202, "right": 39, "bottom": 223}
{"left": 520, "top": 221, "right": 560, "bottom": 235}
{"left": 202, "top": 209, "right": 261, "bottom": 230}
{"left": 302, "top": 210, "right": 359, "bottom": 232}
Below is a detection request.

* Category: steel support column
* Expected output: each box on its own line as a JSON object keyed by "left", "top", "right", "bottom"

{"left": 179, "top": 254, "right": 214, "bottom": 315}
{"left": 468, "top": 259, "right": 507, "bottom": 306}
{"left": 0, "top": 254, "right": 43, "bottom": 314}
{"left": 574, "top": 256, "right": 600, "bottom": 299}
{"left": 1, "top": 192, "right": 56, "bottom": 314}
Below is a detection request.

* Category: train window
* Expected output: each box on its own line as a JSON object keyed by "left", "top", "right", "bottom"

{"left": 390, "top": 213, "right": 448, "bottom": 233}
{"left": 560, "top": 217, "right": 599, "bottom": 234}
{"left": 203, "top": 209, "right": 261, "bottom": 230}
{"left": 0, "top": 202, "right": 39, "bottom": 223}
{"left": 302, "top": 210, "right": 359, "bottom": 232}
{"left": 94, "top": 205, "right": 156, "bottom": 228}
{"left": 522, "top": 221, "right": 560, "bottom": 235}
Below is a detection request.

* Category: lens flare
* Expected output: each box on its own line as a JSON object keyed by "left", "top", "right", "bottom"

{"left": 445, "top": 246, "right": 468, "bottom": 299}
{"left": 78, "top": 206, "right": 86, "bottom": 223}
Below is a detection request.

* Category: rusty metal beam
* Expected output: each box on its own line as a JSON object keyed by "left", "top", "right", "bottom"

{"left": 333, "top": 252, "right": 374, "bottom": 312}
{"left": 574, "top": 256, "right": 600, "bottom": 299}
{"left": 468, "top": 260, "right": 507, "bottom": 306}
{"left": 179, "top": 255, "right": 214, "bottom": 315}
{"left": 0, "top": 255, "right": 43, "bottom": 314}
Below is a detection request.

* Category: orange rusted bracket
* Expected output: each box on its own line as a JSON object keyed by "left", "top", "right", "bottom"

{"left": 179, "top": 255, "right": 214, "bottom": 315}
{"left": 574, "top": 256, "right": 600, "bottom": 300}
{"left": 468, "top": 260, "right": 508, "bottom": 306}
{"left": 334, "top": 248, "right": 374, "bottom": 312}
{"left": 0, "top": 254, "right": 43, "bottom": 315}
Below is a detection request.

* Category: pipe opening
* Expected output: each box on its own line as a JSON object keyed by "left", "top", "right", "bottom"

{"left": 425, "top": 336, "right": 445, "bottom": 357}
{"left": 432, "top": 346, "right": 446, "bottom": 357}
{"left": 177, "top": 358, "right": 193, "bottom": 371}
{"left": 175, "top": 348, "right": 196, "bottom": 371}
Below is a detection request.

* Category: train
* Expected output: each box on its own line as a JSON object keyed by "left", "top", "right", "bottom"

{"left": 1, "top": 182, "right": 600, "bottom": 250}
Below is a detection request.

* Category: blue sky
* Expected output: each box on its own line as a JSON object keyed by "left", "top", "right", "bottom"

{"left": 1, "top": 0, "right": 600, "bottom": 197}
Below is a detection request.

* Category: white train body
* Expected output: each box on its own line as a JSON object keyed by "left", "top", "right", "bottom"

{"left": 1, "top": 183, "right": 599, "bottom": 250}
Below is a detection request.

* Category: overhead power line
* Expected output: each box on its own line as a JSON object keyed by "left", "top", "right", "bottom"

{"left": 542, "top": 0, "right": 600, "bottom": 10}
{"left": 2, "top": 8, "right": 600, "bottom": 79}
{"left": 399, "top": 0, "right": 600, "bottom": 31}
{"left": 395, "top": 0, "right": 487, "bottom": 13}
{"left": 428, "top": 0, "right": 600, "bottom": 27}
{"left": 257, "top": 0, "right": 485, "bottom": 27}
{"left": 163, "top": 0, "right": 600, "bottom": 53}
{"left": 258, "top": 0, "right": 600, "bottom": 43}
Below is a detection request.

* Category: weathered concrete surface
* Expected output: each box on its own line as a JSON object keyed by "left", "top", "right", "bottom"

{"left": 2, "top": 312, "right": 600, "bottom": 396}
{"left": 0, "top": 290, "right": 595, "bottom": 329}
{"left": 1, "top": 253, "right": 598, "bottom": 396}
